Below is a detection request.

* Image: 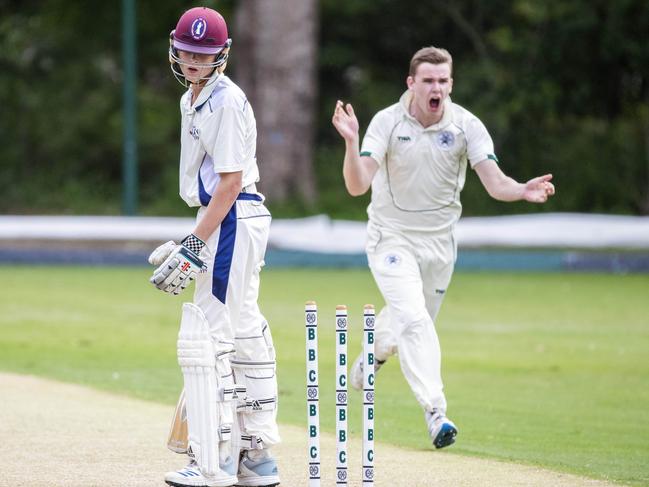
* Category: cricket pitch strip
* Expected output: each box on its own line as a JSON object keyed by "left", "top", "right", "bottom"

{"left": 0, "top": 373, "right": 617, "bottom": 487}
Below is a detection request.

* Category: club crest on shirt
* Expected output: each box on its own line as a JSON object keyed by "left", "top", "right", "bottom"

{"left": 190, "top": 126, "right": 200, "bottom": 140}
{"left": 384, "top": 253, "right": 401, "bottom": 267}
{"left": 436, "top": 130, "right": 455, "bottom": 150}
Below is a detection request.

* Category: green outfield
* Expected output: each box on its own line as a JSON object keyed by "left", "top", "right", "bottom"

{"left": 1, "top": 266, "right": 647, "bottom": 485}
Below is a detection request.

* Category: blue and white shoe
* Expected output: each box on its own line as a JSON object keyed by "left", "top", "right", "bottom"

{"left": 425, "top": 409, "right": 458, "bottom": 449}
{"left": 164, "top": 458, "right": 238, "bottom": 487}
{"left": 235, "top": 450, "right": 280, "bottom": 487}
{"left": 220, "top": 456, "right": 238, "bottom": 477}
{"left": 349, "top": 353, "right": 387, "bottom": 391}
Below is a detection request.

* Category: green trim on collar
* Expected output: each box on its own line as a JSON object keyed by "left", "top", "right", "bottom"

{"left": 360, "top": 151, "right": 372, "bottom": 157}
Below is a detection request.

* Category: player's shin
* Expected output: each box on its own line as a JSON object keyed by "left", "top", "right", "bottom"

{"left": 231, "top": 355, "right": 280, "bottom": 486}
{"left": 175, "top": 303, "right": 239, "bottom": 485}
{"left": 214, "top": 341, "right": 246, "bottom": 469}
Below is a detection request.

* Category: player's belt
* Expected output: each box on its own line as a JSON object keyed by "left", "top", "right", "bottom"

{"left": 198, "top": 173, "right": 260, "bottom": 206}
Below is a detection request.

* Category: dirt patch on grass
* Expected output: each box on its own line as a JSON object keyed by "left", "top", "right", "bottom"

{"left": 0, "top": 372, "right": 616, "bottom": 487}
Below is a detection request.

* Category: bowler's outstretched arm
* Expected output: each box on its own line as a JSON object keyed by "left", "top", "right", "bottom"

{"left": 332, "top": 100, "right": 378, "bottom": 196}
{"left": 474, "top": 159, "right": 555, "bottom": 203}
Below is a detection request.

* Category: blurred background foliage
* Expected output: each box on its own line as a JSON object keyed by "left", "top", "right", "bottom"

{"left": 1, "top": 0, "right": 648, "bottom": 218}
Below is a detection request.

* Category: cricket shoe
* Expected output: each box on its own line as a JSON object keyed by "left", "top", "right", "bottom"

{"left": 235, "top": 450, "right": 280, "bottom": 486}
{"left": 349, "top": 353, "right": 386, "bottom": 391}
{"left": 425, "top": 409, "right": 458, "bottom": 449}
{"left": 165, "top": 457, "right": 238, "bottom": 487}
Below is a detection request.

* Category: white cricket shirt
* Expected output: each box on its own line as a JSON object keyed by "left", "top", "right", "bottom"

{"left": 360, "top": 91, "right": 497, "bottom": 232}
{"left": 178, "top": 73, "right": 260, "bottom": 207}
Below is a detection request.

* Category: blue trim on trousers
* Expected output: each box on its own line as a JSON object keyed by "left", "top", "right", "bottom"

{"left": 199, "top": 170, "right": 263, "bottom": 302}
{"left": 212, "top": 203, "right": 237, "bottom": 304}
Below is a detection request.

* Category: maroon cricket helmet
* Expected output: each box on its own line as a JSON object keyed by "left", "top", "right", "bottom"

{"left": 169, "top": 7, "right": 232, "bottom": 87}
{"left": 172, "top": 7, "right": 230, "bottom": 55}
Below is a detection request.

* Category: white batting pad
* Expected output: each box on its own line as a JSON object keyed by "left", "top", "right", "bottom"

{"left": 214, "top": 342, "right": 246, "bottom": 444}
{"left": 177, "top": 302, "right": 235, "bottom": 482}
{"left": 231, "top": 357, "right": 278, "bottom": 452}
{"left": 231, "top": 359, "right": 277, "bottom": 414}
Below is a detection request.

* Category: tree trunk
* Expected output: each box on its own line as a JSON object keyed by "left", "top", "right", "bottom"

{"left": 234, "top": 0, "right": 318, "bottom": 205}
{"left": 643, "top": 98, "right": 649, "bottom": 214}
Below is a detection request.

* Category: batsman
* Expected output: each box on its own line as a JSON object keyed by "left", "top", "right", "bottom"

{"left": 332, "top": 46, "right": 555, "bottom": 449}
{"left": 148, "top": 7, "right": 280, "bottom": 487}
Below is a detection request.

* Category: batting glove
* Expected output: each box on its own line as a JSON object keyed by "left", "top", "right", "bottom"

{"left": 149, "top": 234, "right": 209, "bottom": 295}
{"left": 148, "top": 240, "right": 177, "bottom": 266}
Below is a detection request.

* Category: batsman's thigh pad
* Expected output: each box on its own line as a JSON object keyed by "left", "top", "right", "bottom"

{"left": 177, "top": 303, "right": 241, "bottom": 480}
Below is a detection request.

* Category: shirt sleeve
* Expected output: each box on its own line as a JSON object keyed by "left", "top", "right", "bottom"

{"left": 201, "top": 105, "right": 246, "bottom": 174}
{"left": 466, "top": 116, "right": 498, "bottom": 168}
{"left": 360, "top": 110, "right": 391, "bottom": 166}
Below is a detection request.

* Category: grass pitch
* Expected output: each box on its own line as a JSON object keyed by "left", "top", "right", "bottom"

{"left": 1, "top": 266, "right": 647, "bottom": 485}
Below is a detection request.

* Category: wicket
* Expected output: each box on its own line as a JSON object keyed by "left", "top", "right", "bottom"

{"left": 305, "top": 301, "right": 375, "bottom": 486}
{"left": 305, "top": 301, "right": 321, "bottom": 484}
{"left": 335, "top": 305, "right": 348, "bottom": 485}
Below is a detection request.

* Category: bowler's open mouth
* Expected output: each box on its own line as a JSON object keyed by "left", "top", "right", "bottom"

{"left": 430, "top": 97, "right": 441, "bottom": 110}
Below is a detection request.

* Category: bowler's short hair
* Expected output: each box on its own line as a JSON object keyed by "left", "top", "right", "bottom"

{"left": 409, "top": 47, "right": 453, "bottom": 77}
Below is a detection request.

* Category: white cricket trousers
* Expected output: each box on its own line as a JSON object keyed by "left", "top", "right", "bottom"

{"left": 366, "top": 222, "right": 456, "bottom": 413}
{"left": 193, "top": 194, "right": 280, "bottom": 448}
